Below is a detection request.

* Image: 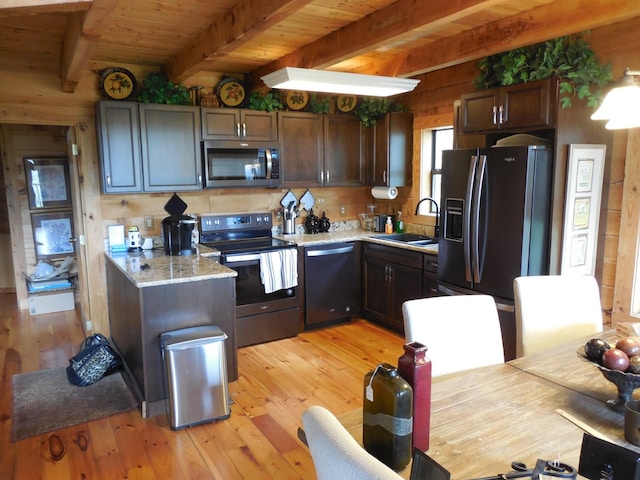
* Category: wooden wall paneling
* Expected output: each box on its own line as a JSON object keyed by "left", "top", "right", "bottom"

{"left": 0, "top": 126, "right": 20, "bottom": 293}
{"left": 612, "top": 128, "right": 640, "bottom": 324}
{"left": 73, "top": 115, "right": 109, "bottom": 335}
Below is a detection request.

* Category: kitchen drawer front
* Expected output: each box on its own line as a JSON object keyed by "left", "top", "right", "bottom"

{"left": 364, "top": 243, "right": 422, "bottom": 268}
{"left": 423, "top": 253, "right": 438, "bottom": 273}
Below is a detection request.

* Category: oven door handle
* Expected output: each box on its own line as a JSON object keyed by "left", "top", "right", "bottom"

{"left": 224, "top": 253, "right": 262, "bottom": 263}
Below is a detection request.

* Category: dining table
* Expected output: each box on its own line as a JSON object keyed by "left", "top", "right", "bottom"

{"left": 310, "top": 329, "right": 640, "bottom": 479}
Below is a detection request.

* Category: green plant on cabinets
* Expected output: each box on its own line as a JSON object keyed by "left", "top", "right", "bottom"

{"left": 474, "top": 33, "right": 612, "bottom": 108}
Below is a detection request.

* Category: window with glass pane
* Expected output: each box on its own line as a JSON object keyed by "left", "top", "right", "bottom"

{"left": 419, "top": 127, "right": 452, "bottom": 214}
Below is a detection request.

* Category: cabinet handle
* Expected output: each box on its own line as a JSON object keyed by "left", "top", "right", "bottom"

{"left": 236, "top": 123, "right": 241, "bottom": 137}
{"left": 242, "top": 123, "right": 247, "bottom": 137}
{"left": 320, "top": 170, "right": 324, "bottom": 184}
{"left": 198, "top": 173, "right": 202, "bottom": 184}
{"left": 383, "top": 170, "right": 387, "bottom": 184}
{"left": 500, "top": 104, "right": 507, "bottom": 124}
{"left": 492, "top": 105, "right": 498, "bottom": 125}
{"left": 106, "top": 173, "right": 111, "bottom": 187}
{"left": 498, "top": 105, "right": 504, "bottom": 124}
{"left": 325, "top": 170, "right": 330, "bottom": 185}
{"left": 388, "top": 266, "right": 393, "bottom": 282}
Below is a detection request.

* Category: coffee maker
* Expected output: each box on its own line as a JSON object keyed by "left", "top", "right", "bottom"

{"left": 162, "top": 215, "right": 196, "bottom": 256}
{"left": 161, "top": 193, "right": 196, "bottom": 256}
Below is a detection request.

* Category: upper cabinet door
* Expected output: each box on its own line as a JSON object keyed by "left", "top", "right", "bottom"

{"left": 278, "top": 111, "right": 324, "bottom": 187}
{"left": 139, "top": 104, "right": 202, "bottom": 192}
{"left": 500, "top": 80, "right": 555, "bottom": 130}
{"left": 323, "top": 114, "right": 365, "bottom": 186}
{"left": 371, "top": 112, "right": 413, "bottom": 187}
{"left": 202, "top": 108, "right": 277, "bottom": 141}
{"left": 460, "top": 90, "right": 501, "bottom": 132}
{"left": 96, "top": 101, "right": 143, "bottom": 193}
{"left": 461, "top": 78, "right": 556, "bottom": 133}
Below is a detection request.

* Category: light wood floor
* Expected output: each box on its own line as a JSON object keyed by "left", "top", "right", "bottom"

{"left": 0, "top": 292, "right": 405, "bottom": 479}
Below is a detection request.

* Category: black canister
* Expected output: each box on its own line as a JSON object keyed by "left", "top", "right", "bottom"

{"left": 318, "top": 211, "right": 331, "bottom": 233}
{"left": 162, "top": 215, "right": 196, "bottom": 256}
{"left": 363, "top": 363, "right": 413, "bottom": 471}
{"left": 304, "top": 208, "right": 319, "bottom": 234}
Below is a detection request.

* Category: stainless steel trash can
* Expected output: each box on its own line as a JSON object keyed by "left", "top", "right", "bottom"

{"left": 160, "top": 325, "right": 230, "bottom": 429}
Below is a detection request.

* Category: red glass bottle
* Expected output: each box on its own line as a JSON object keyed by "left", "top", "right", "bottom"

{"left": 398, "top": 341, "right": 432, "bottom": 452}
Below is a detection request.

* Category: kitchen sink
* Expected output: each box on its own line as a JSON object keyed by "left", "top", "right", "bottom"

{"left": 372, "top": 233, "right": 438, "bottom": 246}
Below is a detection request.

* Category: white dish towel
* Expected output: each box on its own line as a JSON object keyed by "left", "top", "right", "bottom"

{"left": 259, "top": 249, "right": 298, "bottom": 294}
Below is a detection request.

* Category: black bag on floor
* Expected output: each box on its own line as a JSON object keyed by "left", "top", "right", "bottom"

{"left": 66, "top": 334, "right": 123, "bottom": 386}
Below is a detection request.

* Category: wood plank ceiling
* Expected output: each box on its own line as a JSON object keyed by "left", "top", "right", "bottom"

{"left": 1, "top": 0, "right": 639, "bottom": 93}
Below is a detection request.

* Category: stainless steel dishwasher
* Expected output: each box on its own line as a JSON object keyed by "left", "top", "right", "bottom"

{"left": 304, "top": 242, "right": 360, "bottom": 329}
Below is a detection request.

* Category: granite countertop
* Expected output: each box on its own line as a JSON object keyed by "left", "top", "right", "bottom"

{"left": 105, "top": 245, "right": 236, "bottom": 288}
{"left": 273, "top": 229, "right": 439, "bottom": 255}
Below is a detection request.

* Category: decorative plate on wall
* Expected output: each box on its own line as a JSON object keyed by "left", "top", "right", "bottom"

{"left": 216, "top": 77, "right": 246, "bottom": 107}
{"left": 99, "top": 67, "right": 137, "bottom": 101}
{"left": 336, "top": 94, "right": 357, "bottom": 112}
{"left": 285, "top": 90, "right": 309, "bottom": 110}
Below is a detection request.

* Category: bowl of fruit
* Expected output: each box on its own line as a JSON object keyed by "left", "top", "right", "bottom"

{"left": 578, "top": 336, "right": 640, "bottom": 412}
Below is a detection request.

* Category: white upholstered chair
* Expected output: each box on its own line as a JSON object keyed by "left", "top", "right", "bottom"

{"left": 402, "top": 295, "right": 505, "bottom": 377}
{"left": 301, "top": 405, "right": 403, "bottom": 480}
{"left": 513, "top": 275, "right": 603, "bottom": 357}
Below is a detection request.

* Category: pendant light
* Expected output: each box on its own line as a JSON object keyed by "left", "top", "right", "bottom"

{"left": 591, "top": 68, "right": 640, "bottom": 130}
{"left": 261, "top": 67, "right": 420, "bottom": 97}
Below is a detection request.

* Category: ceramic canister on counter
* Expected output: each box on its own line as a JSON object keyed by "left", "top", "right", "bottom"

{"left": 363, "top": 363, "right": 413, "bottom": 471}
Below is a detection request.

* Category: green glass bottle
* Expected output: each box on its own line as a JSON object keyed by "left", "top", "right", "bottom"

{"left": 396, "top": 211, "right": 404, "bottom": 233}
{"left": 363, "top": 363, "right": 413, "bottom": 470}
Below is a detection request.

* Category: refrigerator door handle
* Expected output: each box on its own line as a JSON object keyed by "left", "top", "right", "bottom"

{"left": 463, "top": 155, "right": 478, "bottom": 282}
{"left": 472, "top": 154, "right": 487, "bottom": 283}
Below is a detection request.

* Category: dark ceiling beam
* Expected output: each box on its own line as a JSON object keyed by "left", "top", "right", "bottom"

{"left": 250, "top": 0, "right": 509, "bottom": 82}
{"left": 393, "top": 0, "right": 640, "bottom": 78}
{"left": 166, "top": 0, "right": 314, "bottom": 83}
{"left": 0, "top": 0, "right": 90, "bottom": 15}
{"left": 60, "top": 0, "right": 118, "bottom": 93}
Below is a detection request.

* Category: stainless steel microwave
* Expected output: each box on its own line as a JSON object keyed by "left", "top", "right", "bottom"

{"left": 203, "top": 140, "right": 281, "bottom": 188}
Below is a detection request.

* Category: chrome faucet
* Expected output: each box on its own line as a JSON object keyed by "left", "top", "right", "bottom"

{"left": 415, "top": 197, "right": 440, "bottom": 238}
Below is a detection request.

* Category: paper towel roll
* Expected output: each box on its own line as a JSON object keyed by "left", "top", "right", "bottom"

{"left": 371, "top": 186, "right": 398, "bottom": 200}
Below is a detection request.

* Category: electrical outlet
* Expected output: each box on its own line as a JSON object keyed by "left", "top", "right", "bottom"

{"left": 339, "top": 205, "right": 346, "bottom": 216}
{"left": 317, "top": 196, "right": 325, "bottom": 204}
{"left": 144, "top": 216, "right": 154, "bottom": 230}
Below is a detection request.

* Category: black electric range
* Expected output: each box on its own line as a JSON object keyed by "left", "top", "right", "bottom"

{"left": 199, "top": 212, "right": 301, "bottom": 348}
{"left": 199, "top": 212, "right": 296, "bottom": 253}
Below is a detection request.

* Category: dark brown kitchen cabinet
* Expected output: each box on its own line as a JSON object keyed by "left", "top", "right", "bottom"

{"left": 423, "top": 253, "right": 439, "bottom": 297}
{"left": 96, "top": 101, "right": 202, "bottom": 193}
{"left": 278, "top": 111, "right": 324, "bottom": 187}
{"left": 139, "top": 104, "right": 202, "bottom": 192}
{"left": 460, "top": 78, "right": 556, "bottom": 133}
{"left": 96, "top": 101, "right": 143, "bottom": 193}
{"left": 323, "top": 114, "right": 366, "bottom": 186}
{"left": 201, "top": 108, "right": 277, "bottom": 141}
{"left": 363, "top": 243, "right": 423, "bottom": 333}
{"left": 370, "top": 112, "right": 413, "bottom": 187}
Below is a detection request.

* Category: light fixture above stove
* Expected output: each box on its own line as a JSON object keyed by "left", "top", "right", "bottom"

{"left": 260, "top": 67, "right": 420, "bottom": 97}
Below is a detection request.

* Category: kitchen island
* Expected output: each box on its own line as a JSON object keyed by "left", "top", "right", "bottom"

{"left": 105, "top": 247, "right": 237, "bottom": 418}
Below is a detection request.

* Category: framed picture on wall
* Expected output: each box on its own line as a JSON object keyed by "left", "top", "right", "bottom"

{"left": 31, "top": 211, "right": 75, "bottom": 261}
{"left": 560, "top": 144, "right": 606, "bottom": 275}
{"left": 23, "top": 157, "right": 71, "bottom": 210}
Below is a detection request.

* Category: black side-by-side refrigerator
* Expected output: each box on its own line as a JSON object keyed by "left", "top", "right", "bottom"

{"left": 437, "top": 145, "right": 553, "bottom": 310}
